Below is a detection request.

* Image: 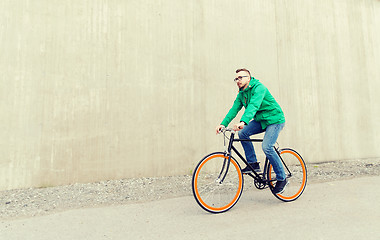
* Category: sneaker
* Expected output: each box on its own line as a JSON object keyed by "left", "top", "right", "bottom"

{"left": 241, "top": 163, "right": 261, "bottom": 174}
{"left": 272, "top": 178, "right": 289, "bottom": 194}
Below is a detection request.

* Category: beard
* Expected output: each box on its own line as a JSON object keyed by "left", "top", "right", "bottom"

{"left": 238, "top": 82, "right": 248, "bottom": 91}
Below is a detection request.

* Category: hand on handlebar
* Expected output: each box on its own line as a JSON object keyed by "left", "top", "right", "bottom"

{"left": 216, "top": 123, "right": 243, "bottom": 134}
{"left": 216, "top": 125, "right": 225, "bottom": 134}
{"left": 233, "top": 122, "right": 245, "bottom": 131}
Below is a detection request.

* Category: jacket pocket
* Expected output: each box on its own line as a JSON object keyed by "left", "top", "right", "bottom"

{"left": 260, "top": 108, "right": 282, "bottom": 120}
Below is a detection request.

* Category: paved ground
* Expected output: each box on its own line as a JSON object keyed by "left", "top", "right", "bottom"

{"left": 1, "top": 176, "right": 380, "bottom": 240}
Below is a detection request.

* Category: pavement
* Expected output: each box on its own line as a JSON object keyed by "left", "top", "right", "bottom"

{"left": 1, "top": 176, "right": 380, "bottom": 240}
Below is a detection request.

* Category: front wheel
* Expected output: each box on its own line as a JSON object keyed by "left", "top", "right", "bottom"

{"left": 267, "top": 148, "right": 307, "bottom": 202}
{"left": 192, "top": 152, "right": 244, "bottom": 213}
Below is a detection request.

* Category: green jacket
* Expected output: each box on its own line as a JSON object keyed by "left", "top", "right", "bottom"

{"left": 221, "top": 77, "right": 285, "bottom": 129}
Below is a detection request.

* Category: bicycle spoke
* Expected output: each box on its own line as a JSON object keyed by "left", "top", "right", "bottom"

{"left": 192, "top": 153, "right": 243, "bottom": 213}
{"left": 267, "top": 149, "right": 307, "bottom": 202}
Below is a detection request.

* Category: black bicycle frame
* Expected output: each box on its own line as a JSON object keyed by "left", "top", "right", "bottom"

{"left": 221, "top": 132, "right": 284, "bottom": 184}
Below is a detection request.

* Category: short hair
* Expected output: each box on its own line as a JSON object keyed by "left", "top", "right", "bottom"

{"left": 236, "top": 68, "right": 251, "bottom": 76}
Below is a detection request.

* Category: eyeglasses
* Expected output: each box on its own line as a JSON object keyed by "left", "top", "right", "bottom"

{"left": 234, "top": 76, "right": 249, "bottom": 82}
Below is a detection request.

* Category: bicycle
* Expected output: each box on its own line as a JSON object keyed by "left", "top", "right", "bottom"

{"left": 192, "top": 127, "right": 307, "bottom": 213}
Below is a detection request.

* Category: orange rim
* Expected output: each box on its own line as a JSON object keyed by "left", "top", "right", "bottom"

{"left": 194, "top": 154, "right": 243, "bottom": 212}
{"left": 269, "top": 150, "right": 306, "bottom": 200}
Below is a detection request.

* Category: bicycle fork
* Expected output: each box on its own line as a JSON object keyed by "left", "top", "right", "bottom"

{"left": 216, "top": 132, "right": 236, "bottom": 184}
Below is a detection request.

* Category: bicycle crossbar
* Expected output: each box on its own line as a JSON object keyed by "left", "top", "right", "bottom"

{"left": 233, "top": 139, "right": 263, "bottom": 142}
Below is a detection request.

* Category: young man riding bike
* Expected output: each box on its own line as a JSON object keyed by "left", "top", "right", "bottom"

{"left": 216, "top": 68, "right": 288, "bottom": 194}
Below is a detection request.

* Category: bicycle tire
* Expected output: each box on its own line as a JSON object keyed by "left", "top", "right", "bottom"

{"left": 267, "top": 148, "right": 307, "bottom": 202}
{"left": 192, "top": 152, "right": 244, "bottom": 213}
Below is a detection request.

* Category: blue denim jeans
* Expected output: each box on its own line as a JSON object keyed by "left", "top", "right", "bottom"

{"left": 238, "top": 120, "right": 286, "bottom": 181}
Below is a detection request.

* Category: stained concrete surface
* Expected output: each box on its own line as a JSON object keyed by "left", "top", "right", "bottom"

{"left": 1, "top": 176, "right": 379, "bottom": 240}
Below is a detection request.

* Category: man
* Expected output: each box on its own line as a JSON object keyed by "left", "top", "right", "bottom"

{"left": 216, "top": 68, "right": 288, "bottom": 194}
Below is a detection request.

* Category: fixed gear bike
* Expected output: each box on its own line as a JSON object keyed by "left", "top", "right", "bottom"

{"left": 192, "top": 127, "right": 307, "bottom": 214}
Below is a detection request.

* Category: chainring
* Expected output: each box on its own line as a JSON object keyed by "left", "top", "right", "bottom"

{"left": 254, "top": 178, "right": 267, "bottom": 189}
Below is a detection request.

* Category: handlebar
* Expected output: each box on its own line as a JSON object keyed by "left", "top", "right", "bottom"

{"left": 218, "top": 126, "right": 236, "bottom": 134}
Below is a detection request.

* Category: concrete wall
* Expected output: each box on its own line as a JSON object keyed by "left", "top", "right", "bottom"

{"left": 1, "top": 0, "right": 379, "bottom": 190}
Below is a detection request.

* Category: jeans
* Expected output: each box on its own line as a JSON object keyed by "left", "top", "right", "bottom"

{"left": 238, "top": 120, "right": 286, "bottom": 181}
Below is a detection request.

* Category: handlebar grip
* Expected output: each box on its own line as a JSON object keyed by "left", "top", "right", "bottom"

{"left": 218, "top": 126, "right": 235, "bottom": 134}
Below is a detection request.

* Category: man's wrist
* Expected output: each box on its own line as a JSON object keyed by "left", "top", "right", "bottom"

{"left": 240, "top": 121, "right": 247, "bottom": 125}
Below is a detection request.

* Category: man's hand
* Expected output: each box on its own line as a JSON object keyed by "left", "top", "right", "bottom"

{"left": 233, "top": 122, "right": 245, "bottom": 131}
{"left": 216, "top": 125, "right": 225, "bottom": 134}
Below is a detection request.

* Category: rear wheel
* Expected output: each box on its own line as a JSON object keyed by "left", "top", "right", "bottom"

{"left": 192, "top": 152, "right": 244, "bottom": 213}
{"left": 267, "top": 148, "right": 307, "bottom": 202}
